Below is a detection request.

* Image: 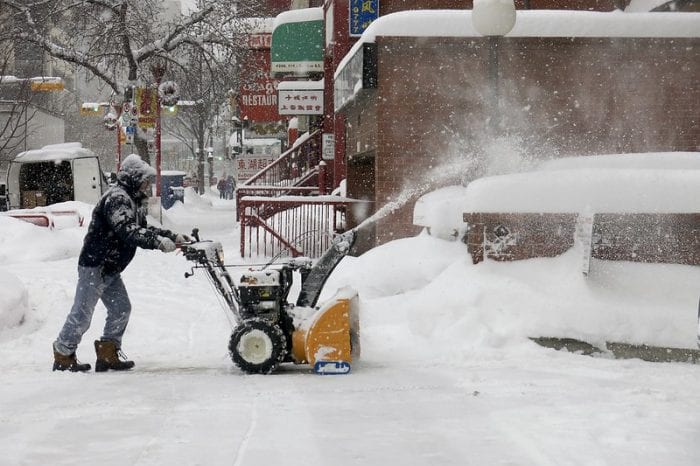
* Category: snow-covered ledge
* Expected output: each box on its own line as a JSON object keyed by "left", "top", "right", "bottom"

{"left": 335, "top": 9, "right": 700, "bottom": 82}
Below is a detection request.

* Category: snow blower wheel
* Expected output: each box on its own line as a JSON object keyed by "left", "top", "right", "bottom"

{"left": 229, "top": 318, "right": 287, "bottom": 374}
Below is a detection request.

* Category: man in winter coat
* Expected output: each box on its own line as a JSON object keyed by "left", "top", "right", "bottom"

{"left": 52, "top": 154, "right": 189, "bottom": 372}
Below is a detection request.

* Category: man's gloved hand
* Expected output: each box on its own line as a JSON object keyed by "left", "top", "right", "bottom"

{"left": 174, "top": 233, "right": 191, "bottom": 244}
{"left": 158, "top": 237, "right": 176, "bottom": 253}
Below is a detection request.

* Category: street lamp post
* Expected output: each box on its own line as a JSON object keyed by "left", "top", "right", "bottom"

{"left": 472, "top": 0, "right": 516, "bottom": 132}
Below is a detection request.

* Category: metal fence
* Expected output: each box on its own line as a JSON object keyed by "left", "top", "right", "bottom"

{"left": 243, "top": 129, "right": 321, "bottom": 187}
{"left": 239, "top": 196, "right": 368, "bottom": 259}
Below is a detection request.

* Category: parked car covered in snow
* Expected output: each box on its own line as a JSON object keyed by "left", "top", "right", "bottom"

{"left": 4, "top": 142, "right": 107, "bottom": 210}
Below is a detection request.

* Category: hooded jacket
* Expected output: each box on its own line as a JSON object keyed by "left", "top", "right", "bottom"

{"left": 78, "top": 154, "right": 175, "bottom": 274}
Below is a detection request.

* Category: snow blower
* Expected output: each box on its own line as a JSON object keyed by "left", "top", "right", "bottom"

{"left": 180, "top": 229, "right": 360, "bottom": 375}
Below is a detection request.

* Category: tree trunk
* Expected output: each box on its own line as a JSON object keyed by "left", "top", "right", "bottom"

{"left": 198, "top": 150, "right": 206, "bottom": 194}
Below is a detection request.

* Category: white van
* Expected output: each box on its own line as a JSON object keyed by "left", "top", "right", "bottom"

{"left": 4, "top": 142, "right": 107, "bottom": 210}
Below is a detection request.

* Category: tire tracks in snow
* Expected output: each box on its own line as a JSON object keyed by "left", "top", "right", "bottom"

{"left": 232, "top": 396, "right": 258, "bottom": 466}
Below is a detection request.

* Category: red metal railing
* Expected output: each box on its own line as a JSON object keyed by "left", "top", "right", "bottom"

{"left": 235, "top": 186, "right": 318, "bottom": 221}
{"left": 235, "top": 129, "right": 353, "bottom": 258}
{"left": 243, "top": 129, "right": 322, "bottom": 187}
{"left": 239, "top": 196, "right": 370, "bottom": 259}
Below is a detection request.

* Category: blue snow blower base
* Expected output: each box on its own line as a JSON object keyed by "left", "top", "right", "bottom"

{"left": 314, "top": 360, "right": 351, "bottom": 375}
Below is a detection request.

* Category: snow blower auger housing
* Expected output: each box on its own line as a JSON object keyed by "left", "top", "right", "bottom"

{"left": 180, "top": 229, "right": 360, "bottom": 375}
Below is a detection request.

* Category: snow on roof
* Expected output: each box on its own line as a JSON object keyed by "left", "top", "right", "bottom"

{"left": 414, "top": 152, "right": 700, "bottom": 233}
{"left": 238, "top": 17, "right": 275, "bottom": 33}
{"left": 272, "top": 7, "right": 323, "bottom": 30}
{"left": 245, "top": 138, "right": 281, "bottom": 146}
{"left": 1, "top": 75, "right": 63, "bottom": 84}
{"left": 161, "top": 170, "right": 187, "bottom": 176}
{"left": 335, "top": 10, "right": 700, "bottom": 80}
{"left": 373, "top": 10, "right": 699, "bottom": 39}
{"left": 14, "top": 142, "right": 97, "bottom": 163}
{"left": 462, "top": 168, "right": 700, "bottom": 214}
{"left": 625, "top": 0, "right": 670, "bottom": 12}
{"left": 278, "top": 79, "right": 324, "bottom": 90}
{"left": 228, "top": 134, "right": 282, "bottom": 148}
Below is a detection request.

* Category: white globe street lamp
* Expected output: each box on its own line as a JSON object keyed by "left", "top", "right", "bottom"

{"left": 472, "top": 0, "right": 516, "bottom": 37}
{"left": 471, "top": 0, "right": 516, "bottom": 132}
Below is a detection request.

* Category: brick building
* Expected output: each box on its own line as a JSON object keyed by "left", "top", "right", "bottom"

{"left": 335, "top": 9, "right": 700, "bottom": 253}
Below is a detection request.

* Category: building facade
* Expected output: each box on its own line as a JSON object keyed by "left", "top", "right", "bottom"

{"left": 336, "top": 10, "right": 699, "bottom": 253}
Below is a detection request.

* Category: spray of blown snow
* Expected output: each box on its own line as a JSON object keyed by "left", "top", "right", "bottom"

{"left": 352, "top": 133, "right": 547, "bottom": 233}
{"left": 354, "top": 155, "right": 477, "bottom": 232}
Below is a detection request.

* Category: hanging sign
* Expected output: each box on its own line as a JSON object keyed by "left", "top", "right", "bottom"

{"left": 278, "top": 89, "right": 323, "bottom": 115}
{"left": 239, "top": 46, "right": 281, "bottom": 122}
{"left": 322, "top": 133, "right": 335, "bottom": 160}
{"left": 124, "top": 125, "right": 136, "bottom": 144}
{"left": 349, "top": 0, "right": 379, "bottom": 37}
{"left": 248, "top": 34, "right": 272, "bottom": 49}
{"left": 135, "top": 87, "right": 157, "bottom": 128}
{"left": 236, "top": 155, "right": 277, "bottom": 184}
{"left": 31, "top": 81, "right": 64, "bottom": 92}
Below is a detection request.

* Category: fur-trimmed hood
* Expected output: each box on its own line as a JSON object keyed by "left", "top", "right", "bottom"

{"left": 116, "top": 154, "right": 156, "bottom": 194}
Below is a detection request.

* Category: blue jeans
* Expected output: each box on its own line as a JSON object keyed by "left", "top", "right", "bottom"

{"left": 54, "top": 266, "right": 131, "bottom": 355}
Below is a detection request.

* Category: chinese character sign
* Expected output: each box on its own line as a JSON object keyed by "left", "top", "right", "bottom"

{"left": 278, "top": 89, "right": 324, "bottom": 115}
{"left": 349, "top": 0, "right": 379, "bottom": 37}
{"left": 135, "top": 87, "right": 157, "bottom": 128}
{"left": 236, "top": 154, "right": 277, "bottom": 184}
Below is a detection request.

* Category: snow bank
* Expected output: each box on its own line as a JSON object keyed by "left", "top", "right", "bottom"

{"left": 413, "top": 185, "right": 470, "bottom": 239}
{"left": 323, "top": 231, "right": 468, "bottom": 300}
{"left": 325, "top": 235, "right": 700, "bottom": 360}
{"left": 0, "top": 209, "right": 87, "bottom": 264}
{"left": 0, "top": 270, "right": 28, "bottom": 329}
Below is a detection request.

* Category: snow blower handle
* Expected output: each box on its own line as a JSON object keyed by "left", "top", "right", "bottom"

{"left": 175, "top": 229, "right": 198, "bottom": 250}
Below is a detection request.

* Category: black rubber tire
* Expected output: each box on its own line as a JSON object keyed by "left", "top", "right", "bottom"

{"left": 228, "top": 318, "right": 287, "bottom": 374}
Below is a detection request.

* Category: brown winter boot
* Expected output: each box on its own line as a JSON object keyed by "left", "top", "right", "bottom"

{"left": 94, "top": 340, "right": 135, "bottom": 372}
{"left": 53, "top": 349, "right": 91, "bottom": 372}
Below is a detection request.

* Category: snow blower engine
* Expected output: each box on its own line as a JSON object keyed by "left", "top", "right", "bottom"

{"left": 180, "top": 229, "right": 360, "bottom": 375}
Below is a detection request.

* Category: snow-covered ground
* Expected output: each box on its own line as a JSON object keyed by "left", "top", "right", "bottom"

{"left": 1, "top": 186, "right": 700, "bottom": 465}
